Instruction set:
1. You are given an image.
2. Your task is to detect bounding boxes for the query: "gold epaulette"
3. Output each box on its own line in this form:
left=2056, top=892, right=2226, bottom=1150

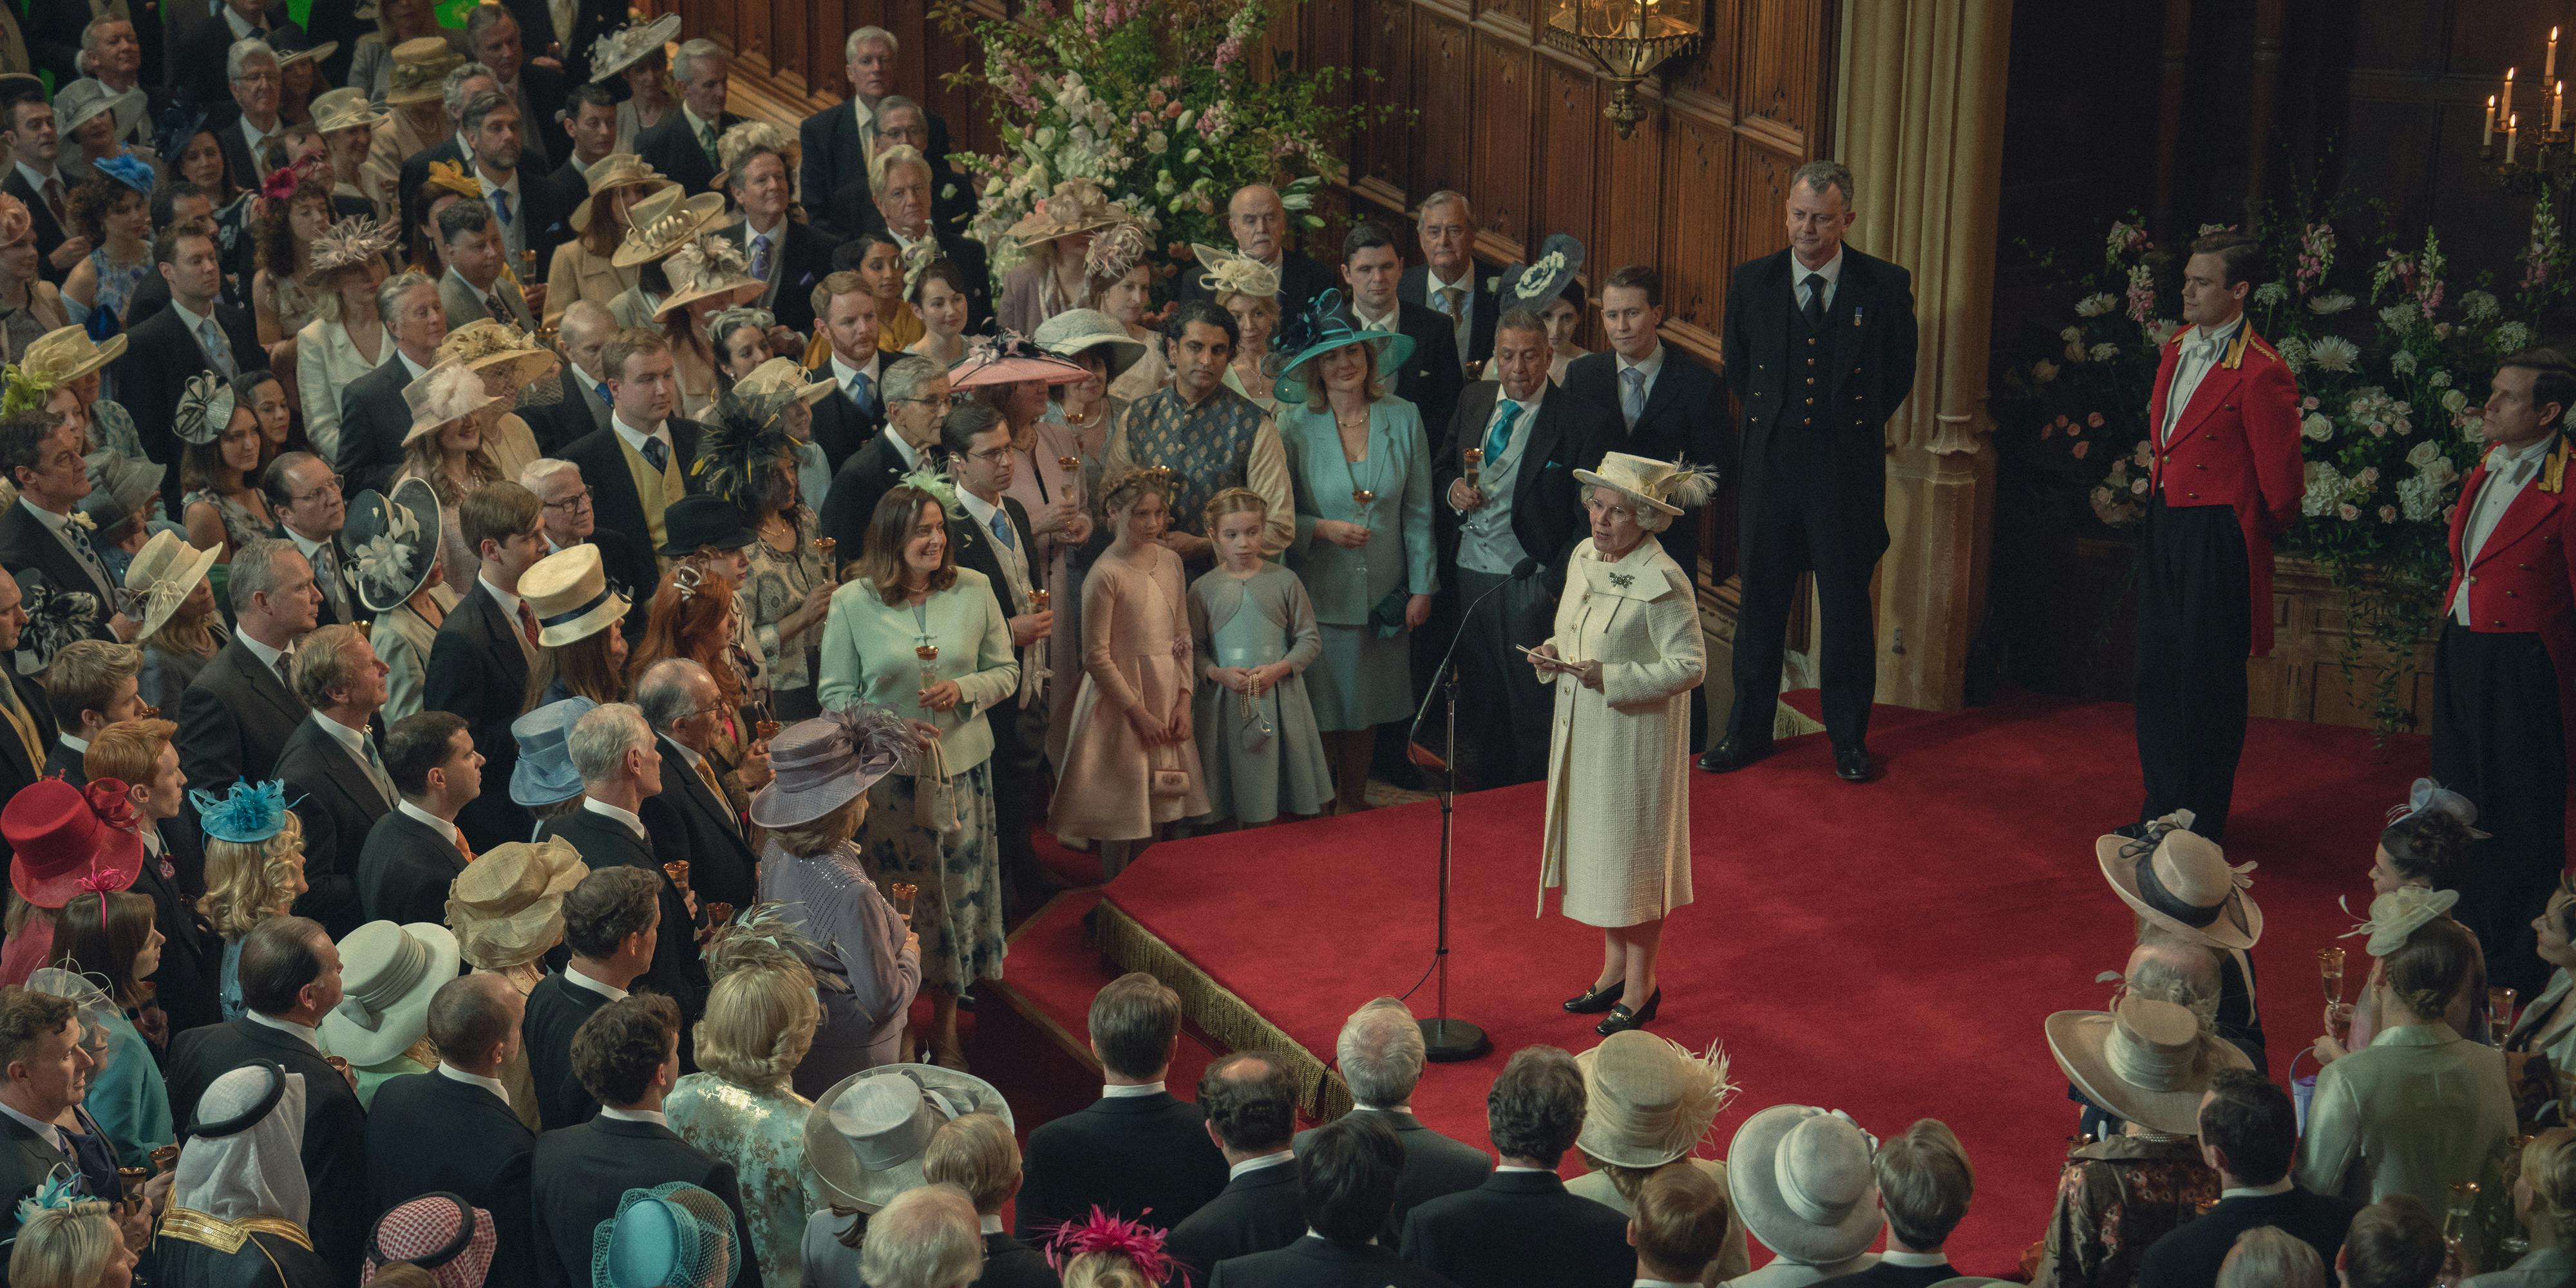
left=2219, top=329, right=2255, bottom=370
left=2544, top=435, right=2571, bottom=495
left=156, top=1208, right=316, bottom=1255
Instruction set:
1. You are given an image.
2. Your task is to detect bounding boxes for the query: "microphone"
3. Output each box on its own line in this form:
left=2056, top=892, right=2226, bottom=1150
left=1407, top=556, right=1543, bottom=766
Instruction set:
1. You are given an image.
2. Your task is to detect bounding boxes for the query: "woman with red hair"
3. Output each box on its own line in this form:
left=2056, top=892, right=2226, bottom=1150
left=631, top=563, right=762, bottom=815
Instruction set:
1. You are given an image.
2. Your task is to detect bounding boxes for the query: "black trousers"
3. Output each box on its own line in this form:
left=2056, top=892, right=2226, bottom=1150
left=2432, top=622, right=2569, bottom=996
left=1450, top=565, right=1556, bottom=788
left=1725, top=437, right=1882, bottom=752
left=987, top=688, right=1049, bottom=907
left=2133, top=497, right=2251, bottom=840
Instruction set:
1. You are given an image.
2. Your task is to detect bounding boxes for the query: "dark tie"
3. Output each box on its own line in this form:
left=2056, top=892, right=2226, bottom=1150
left=1801, top=273, right=1828, bottom=330
left=39, top=176, right=64, bottom=230
left=516, top=600, right=540, bottom=648
left=641, top=436, right=670, bottom=473
left=485, top=289, right=508, bottom=322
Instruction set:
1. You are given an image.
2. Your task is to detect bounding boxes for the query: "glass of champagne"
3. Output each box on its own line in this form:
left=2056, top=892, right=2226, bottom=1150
left=2327, top=1001, right=2355, bottom=1045
left=2318, top=946, right=2346, bottom=1005
left=1461, top=446, right=1483, bottom=491
left=2491, top=987, right=2520, bottom=1038
left=914, top=642, right=941, bottom=717
left=890, top=881, right=916, bottom=924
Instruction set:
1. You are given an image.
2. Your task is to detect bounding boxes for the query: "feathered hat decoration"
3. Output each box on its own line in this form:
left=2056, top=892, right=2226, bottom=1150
left=1084, top=220, right=1150, bottom=284
left=690, top=392, right=799, bottom=511
left=1190, top=242, right=1279, bottom=299
left=1043, top=1208, right=1188, bottom=1287
left=827, top=700, right=929, bottom=778
left=664, top=233, right=752, bottom=296
left=92, top=154, right=154, bottom=199
left=189, top=779, right=294, bottom=846
left=2385, top=777, right=2492, bottom=839
left=174, top=372, right=238, bottom=447
left=898, top=235, right=941, bottom=299
left=2340, top=884, right=2463, bottom=958
left=0, top=363, right=54, bottom=416
left=309, top=216, right=399, bottom=274
left=12, top=571, right=102, bottom=667
left=424, top=158, right=482, bottom=202
left=702, top=902, right=848, bottom=992
left=258, top=165, right=303, bottom=208
left=896, top=465, right=968, bottom=520
left=12, top=1173, right=90, bottom=1224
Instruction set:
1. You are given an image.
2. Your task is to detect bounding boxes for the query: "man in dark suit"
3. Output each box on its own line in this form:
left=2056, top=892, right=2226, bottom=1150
left=829, top=148, right=992, bottom=326
left=528, top=301, right=618, bottom=451
left=179, top=537, right=318, bottom=791
left=634, top=658, right=757, bottom=910
left=1398, top=1047, right=1633, bottom=1288
left=211, top=38, right=292, bottom=196
left=166, top=916, right=370, bottom=1276
left=497, top=0, right=621, bottom=84
left=820, top=346, right=940, bottom=553
left=522, top=866, right=660, bottom=1129
left=1400, top=191, right=1496, bottom=376
left=272, top=625, right=395, bottom=938
left=1181, top=184, right=1332, bottom=317
left=0, top=413, right=134, bottom=654
left=1019, top=973, right=1229, bottom=1236
left=355, top=712, right=483, bottom=925
left=531, top=993, right=764, bottom=1288
left=1170, top=1054, right=1306, bottom=1278
left=560, top=332, right=703, bottom=562
left=920, top=1113, right=1057, bottom=1288
left=940, top=404, right=1057, bottom=918
left=798, top=28, right=954, bottom=234
left=114, top=227, right=262, bottom=484
left=632, top=39, right=744, bottom=196
left=464, top=6, right=567, bottom=173
left=166, top=0, right=305, bottom=108
left=424, top=482, right=545, bottom=850
left=824, top=96, right=972, bottom=240
left=1622, top=1167, right=1736, bottom=1288
left=1812, top=1119, right=1974, bottom=1288
left=551, top=83, right=620, bottom=188
left=0, top=86, right=81, bottom=286
left=453, top=91, right=578, bottom=275
left=263, top=452, right=356, bottom=627
left=86, top=719, right=225, bottom=1036
left=1213, top=1113, right=1461, bottom=1288
left=1703, top=162, right=1918, bottom=786
left=538, top=703, right=705, bottom=1028
left=2134, top=1071, right=2357, bottom=1288
left=525, top=456, right=656, bottom=636
left=1291, top=999, right=1490, bottom=1238
left=32, top=10, right=167, bottom=102
left=37, top=639, right=141, bottom=786
left=1430, top=316, right=1620, bottom=788
left=807, top=275, right=896, bottom=473
left=1338, top=220, right=1465, bottom=450
left=368, top=975, right=540, bottom=1288
left=0, top=989, right=97, bottom=1249
left=337, top=272, right=449, bottom=495
left=725, top=136, right=838, bottom=336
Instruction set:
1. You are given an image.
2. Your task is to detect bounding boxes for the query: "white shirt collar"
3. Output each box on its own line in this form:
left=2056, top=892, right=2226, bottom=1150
left=283, top=526, right=330, bottom=562
left=1426, top=263, right=1474, bottom=297
left=236, top=631, right=288, bottom=679
left=662, top=735, right=706, bottom=773
left=1350, top=1101, right=1412, bottom=1115
left=12, top=161, right=58, bottom=194
left=1878, top=1252, right=1950, bottom=1267
left=884, top=431, right=925, bottom=473
left=1793, top=245, right=1846, bottom=289
left=979, top=1214, right=1005, bottom=1235
left=0, top=1099, right=62, bottom=1155
left=681, top=104, right=717, bottom=138
left=2192, top=312, right=2246, bottom=352
left=1352, top=296, right=1399, bottom=332
left=437, top=1062, right=512, bottom=1103
left=2496, top=433, right=2559, bottom=475
left=398, top=350, right=431, bottom=381
left=1100, top=1081, right=1165, bottom=1098
left=57, top=732, right=88, bottom=754
left=17, top=496, right=72, bottom=531
left=828, top=351, right=881, bottom=388
left=397, top=797, right=462, bottom=843
left=242, top=115, right=276, bottom=156
left=598, top=1106, right=668, bottom=1127
left=1615, top=341, right=1665, bottom=382
left=1496, top=381, right=1546, bottom=419
left=2221, top=1178, right=2298, bottom=1200
left=222, top=6, right=257, bottom=39
left=611, top=412, right=672, bottom=457
left=244, top=1009, right=323, bottom=1052
left=1493, top=1164, right=1551, bottom=1173
left=1229, top=1150, right=1295, bottom=1180
left=169, top=296, right=221, bottom=345
left=583, top=795, right=647, bottom=839
left=448, top=263, right=502, bottom=301
left=477, top=168, right=521, bottom=201
left=956, top=487, right=1004, bottom=532
left=308, top=709, right=370, bottom=756
left=563, top=965, right=629, bottom=1003
left=478, top=573, right=526, bottom=628
left=744, top=209, right=782, bottom=238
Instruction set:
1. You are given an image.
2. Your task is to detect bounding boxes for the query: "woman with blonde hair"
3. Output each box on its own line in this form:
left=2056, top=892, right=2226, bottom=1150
left=0, top=194, right=68, bottom=356
left=4, top=1187, right=133, bottom=1288
left=1046, top=1210, right=1181, bottom=1288
left=1191, top=245, right=1283, bottom=413
left=665, top=908, right=829, bottom=1288
left=395, top=359, right=507, bottom=584
left=1101, top=259, right=1168, bottom=402
left=997, top=180, right=1141, bottom=338
left=432, top=320, right=551, bottom=481
left=175, top=375, right=274, bottom=565
left=2473, top=1129, right=2576, bottom=1286
left=654, top=234, right=766, bottom=419
left=192, top=781, right=309, bottom=1021
left=547, top=154, right=667, bottom=323
left=293, top=218, right=399, bottom=468
left=125, top=531, right=227, bottom=714
left=2215, top=1226, right=2327, bottom=1288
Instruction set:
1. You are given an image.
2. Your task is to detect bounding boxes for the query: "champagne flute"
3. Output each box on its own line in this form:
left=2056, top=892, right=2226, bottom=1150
left=2318, top=946, right=2346, bottom=1005
left=2327, top=1000, right=2355, bottom=1045
left=1461, top=446, right=1483, bottom=491
left=2491, top=987, right=2520, bottom=1039
left=890, top=881, right=916, bottom=924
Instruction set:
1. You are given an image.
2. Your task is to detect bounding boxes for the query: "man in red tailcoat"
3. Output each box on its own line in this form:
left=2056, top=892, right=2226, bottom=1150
left=2435, top=349, right=2576, bottom=995
left=2130, top=231, right=2303, bottom=844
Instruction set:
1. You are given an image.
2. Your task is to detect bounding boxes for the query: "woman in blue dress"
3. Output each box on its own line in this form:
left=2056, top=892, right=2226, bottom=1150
left=1270, top=296, right=1437, bottom=814
left=61, top=161, right=155, bottom=342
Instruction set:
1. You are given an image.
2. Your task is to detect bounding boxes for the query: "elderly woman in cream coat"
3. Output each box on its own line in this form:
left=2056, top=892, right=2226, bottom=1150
left=1531, top=453, right=1712, bottom=1039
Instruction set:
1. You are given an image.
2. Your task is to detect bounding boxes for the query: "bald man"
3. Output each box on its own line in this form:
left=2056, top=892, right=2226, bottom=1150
left=529, top=299, right=620, bottom=450
left=366, top=971, right=540, bottom=1285
left=1184, top=183, right=1332, bottom=317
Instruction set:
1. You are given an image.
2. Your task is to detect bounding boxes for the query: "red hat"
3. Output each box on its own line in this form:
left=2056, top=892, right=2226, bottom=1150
left=3, top=779, right=145, bottom=907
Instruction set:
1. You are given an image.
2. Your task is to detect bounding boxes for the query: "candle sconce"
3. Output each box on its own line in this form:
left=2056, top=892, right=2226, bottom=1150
left=2480, top=26, right=2576, bottom=199
left=1540, top=0, right=1708, bottom=138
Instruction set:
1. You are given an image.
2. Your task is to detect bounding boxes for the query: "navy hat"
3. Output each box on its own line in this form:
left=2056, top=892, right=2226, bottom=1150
left=658, top=495, right=756, bottom=558
left=510, top=698, right=597, bottom=806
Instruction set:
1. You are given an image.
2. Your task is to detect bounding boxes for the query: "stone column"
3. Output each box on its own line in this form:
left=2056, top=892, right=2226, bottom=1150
left=1832, top=0, right=2012, bottom=712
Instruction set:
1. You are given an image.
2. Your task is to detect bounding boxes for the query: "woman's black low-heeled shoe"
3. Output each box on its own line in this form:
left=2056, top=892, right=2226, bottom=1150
left=1596, top=990, right=1662, bottom=1036
left=1563, top=981, right=1624, bottom=1014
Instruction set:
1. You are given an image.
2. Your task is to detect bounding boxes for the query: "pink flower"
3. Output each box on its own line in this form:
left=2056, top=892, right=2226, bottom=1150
left=2071, top=440, right=2092, bottom=459
left=1165, top=100, right=1186, bottom=120
left=2068, top=421, right=2084, bottom=437
left=2338, top=503, right=2361, bottom=521
left=2302, top=395, right=2320, bottom=410
left=1147, top=89, right=1167, bottom=109
left=2040, top=422, right=2055, bottom=439
left=2087, top=412, right=2105, bottom=428
left=2379, top=505, right=2399, bottom=522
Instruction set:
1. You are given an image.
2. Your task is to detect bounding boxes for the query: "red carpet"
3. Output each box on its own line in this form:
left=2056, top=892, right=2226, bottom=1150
left=992, top=692, right=2445, bottom=1274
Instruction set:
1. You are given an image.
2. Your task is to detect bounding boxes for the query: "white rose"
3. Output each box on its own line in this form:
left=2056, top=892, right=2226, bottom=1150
left=2089, top=343, right=2119, bottom=363
left=2061, top=325, right=2085, bottom=343
left=2307, top=292, right=2356, bottom=315
left=2441, top=388, right=2470, bottom=413
left=2300, top=413, right=2334, bottom=441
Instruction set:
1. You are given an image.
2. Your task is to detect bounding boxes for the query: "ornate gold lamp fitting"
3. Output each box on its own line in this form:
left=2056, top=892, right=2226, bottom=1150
left=1543, top=0, right=1706, bottom=138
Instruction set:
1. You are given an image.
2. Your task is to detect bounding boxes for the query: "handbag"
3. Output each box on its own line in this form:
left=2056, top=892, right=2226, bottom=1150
left=1148, top=739, right=1192, bottom=797
left=1238, top=690, right=1273, bottom=755
left=909, top=739, right=961, bottom=834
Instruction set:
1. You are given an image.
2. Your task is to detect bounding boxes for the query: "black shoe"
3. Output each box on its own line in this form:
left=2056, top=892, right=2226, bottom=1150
left=1596, top=990, right=1662, bottom=1036
left=1835, top=744, right=1873, bottom=782
left=1563, top=981, right=1624, bottom=1014
left=1698, top=738, right=1770, bottom=773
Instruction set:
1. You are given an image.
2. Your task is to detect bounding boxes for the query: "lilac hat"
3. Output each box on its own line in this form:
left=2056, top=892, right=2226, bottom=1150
left=746, top=706, right=923, bottom=829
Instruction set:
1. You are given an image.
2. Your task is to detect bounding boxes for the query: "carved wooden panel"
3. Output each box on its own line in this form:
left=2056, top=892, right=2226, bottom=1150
left=1471, top=32, right=1533, bottom=251
left=1729, top=138, right=1797, bottom=274
left=1414, top=12, right=1477, bottom=198
left=1661, top=111, right=1733, bottom=345
left=1356, top=0, right=1414, bottom=204
left=1736, top=0, right=1819, bottom=141
left=1482, top=0, right=1535, bottom=35
left=1535, top=54, right=1598, bottom=253
left=1597, top=105, right=1665, bottom=305
left=735, top=0, right=772, bottom=77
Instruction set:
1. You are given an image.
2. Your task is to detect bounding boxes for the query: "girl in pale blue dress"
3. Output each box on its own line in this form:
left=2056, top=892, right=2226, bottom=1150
left=1189, top=489, right=1331, bottom=826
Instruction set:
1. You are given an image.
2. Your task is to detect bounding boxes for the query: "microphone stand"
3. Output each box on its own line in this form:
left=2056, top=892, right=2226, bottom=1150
left=1403, top=567, right=1524, bottom=1063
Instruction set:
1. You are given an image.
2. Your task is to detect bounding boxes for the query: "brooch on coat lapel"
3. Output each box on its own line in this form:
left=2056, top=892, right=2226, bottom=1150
left=1605, top=571, right=1634, bottom=590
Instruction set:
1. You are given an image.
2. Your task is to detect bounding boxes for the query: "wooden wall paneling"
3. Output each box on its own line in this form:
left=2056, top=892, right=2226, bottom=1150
left=1726, top=138, right=1795, bottom=299
left=1414, top=12, right=1476, bottom=204
left=1596, top=97, right=1667, bottom=298
left=1660, top=111, right=1733, bottom=350
left=921, top=17, right=994, bottom=161
left=1735, top=0, right=1818, bottom=141
left=1667, top=0, right=1740, bottom=115
left=1480, top=0, right=1533, bottom=38
left=1354, top=0, right=1414, bottom=212
left=1535, top=50, right=1601, bottom=260
left=734, top=0, right=772, bottom=77
left=1470, top=28, right=1535, bottom=258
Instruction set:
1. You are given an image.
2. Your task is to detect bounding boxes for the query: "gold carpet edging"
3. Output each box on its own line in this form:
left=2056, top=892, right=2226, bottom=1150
left=1094, top=898, right=1354, bottom=1122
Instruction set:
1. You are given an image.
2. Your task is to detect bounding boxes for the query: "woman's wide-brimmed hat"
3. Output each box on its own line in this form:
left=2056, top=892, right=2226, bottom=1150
left=947, top=331, right=1092, bottom=391
left=510, top=698, right=598, bottom=808
left=274, top=37, right=339, bottom=75
left=593, top=1180, right=741, bottom=1288
left=804, top=1064, right=1013, bottom=1213
left=1575, top=1031, right=1738, bottom=1169
left=1500, top=232, right=1587, bottom=311
left=1030, top=307, right=1145, bottom=381
left=1269, top=289, right=1413, bottom=406
left=2096, top=813, right=2262, bottom=951
left=342, top=478, right=444, bottom=614
left=447, top=836, right=589, bottom=971
left=1727, top=1104, right=1885, bottom=1267
left=653, top=234, right=767, bottom=319
left=365, top=1192, right=498, bottom=1288
left=520, top=544, right=629, bottom=647
left=309, top=87, right=385, bottom=137
left=52, top=80, right=147, bottom=149
left=82, top=450, right=167, bottom=534
left=612, top=185, right=733, bottom=269
left=320, top=920, right=460, bottom=1067
left=309, top=217, right=399, bottom=275
left=19, top=326, right=126, bottom=388
left=749, top=706, right=924, bottom=828
left=732, top=357, right=836, bottom=413
left=2, top=778, right=144, bottom=907
left=1191, top=242, right=1281, bottom=300
left=570, top=153, right=675, bottom=234
left=123, top=530, right=221, bottom=641
left=384, top=36, right=466, bottom=106
left=438, top=319, right=562, bottom=390
left=402, top=359, right=502, bottom=446
left=2046, top=993, right=2251, bottom=1136
left=1005, top=178, right=1133, bottom=247
left=1573, top=452, right=1719, bottom=519
left=588, top=14, right=683, bottom=84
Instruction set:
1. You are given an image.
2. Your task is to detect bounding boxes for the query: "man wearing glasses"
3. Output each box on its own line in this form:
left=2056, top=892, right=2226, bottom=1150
left=214, top=40, right=287, bottom=196
left=819, top=352, right=951, bottom=557
left=521, top=457, right=656, bottom=638
left=265, top=452, right=355, bottom=625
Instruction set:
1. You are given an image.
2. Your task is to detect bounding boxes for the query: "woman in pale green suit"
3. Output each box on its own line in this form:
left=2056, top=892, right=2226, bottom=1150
left=815, top=480, right=1019, bottom=1071
left=1273, top=304, right=1435, bottom=813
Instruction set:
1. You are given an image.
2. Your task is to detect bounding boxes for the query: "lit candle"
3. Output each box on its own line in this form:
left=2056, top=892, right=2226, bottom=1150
left=2510, top=111, right=2521, bottom=165
left=2488, top=94, right=2499, bottom=146
left=2550, top=28, right=2561, bottom=87
left=2508, top=66, right=2519, bottom=119
left=2557, top=80, right=2565, bottom=132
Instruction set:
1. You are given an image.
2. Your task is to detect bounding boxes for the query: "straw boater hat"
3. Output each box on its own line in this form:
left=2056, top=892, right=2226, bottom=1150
left=439, top=319, right=562, bottom=390
left=1728, top=1105, right=1885, bottom=1267
left=402, top=359, right=502, bottom=446
left=1500, top=232, right=1587, bottom=311
left=122, top=531, right=221, bottom=641
left=511, top=697, right=598, bottom=808
left=308, top=86, right=385, bottom=137
left=947, top=332, right=1092, bottom=392
left=321, top=920, right=461, bottom=1067
left=2096, top=814, right=2262, bottom=952
left=594, top=1181, right=741, bottom=1288
left=652, top=235, right=766, bottom=319
left=384, top=36, right=466, bottom=107
left=342, top=478, right=444, bottom=614
left=19, top=326, right=125, bottom=388
left=804, top=1065, right=1014, bottom=1213
left=518, top=544, right=629, bottom=647
left=52, top=80, right=146, bottom=150
left=1030, top=307, right=1146, bottom=381
left=1190, top=242, right=1281, bottom=301
left=1575, top=1032, right=1738, bottom=1169
left=2046, top=994, right=2251, bottom=1137
left=1574, top=452, right=1719, bottom=518
left=570, top=154, right=674, bottom=234
left=1006, top=178, right=1133, bottom=247
left=446, top=837, right=589, bottom=971
left=748, top=706, right=923, bottom=829
left=588, top=14, right=683, bottom=84
left=1268, top=289, right=1414, bottom=406
left=308, top=216, right=399, bottom=277
left=612, top=186, right=733, bottom=270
